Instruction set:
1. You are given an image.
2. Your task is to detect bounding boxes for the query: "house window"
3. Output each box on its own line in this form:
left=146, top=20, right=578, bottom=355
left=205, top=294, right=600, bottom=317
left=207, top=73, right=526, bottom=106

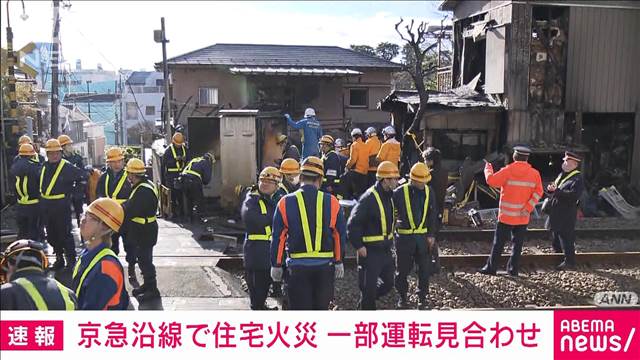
left=198, top=87, right=218, bottom=105
left=156, top=79, right=164, bottom=86
left=432, top=130, right=487, bottom=161
left=349, top=88, right=368, bottom=107
left=126, top=102, right=138, bottom=120
left=145, top=106, right=155, bottom=116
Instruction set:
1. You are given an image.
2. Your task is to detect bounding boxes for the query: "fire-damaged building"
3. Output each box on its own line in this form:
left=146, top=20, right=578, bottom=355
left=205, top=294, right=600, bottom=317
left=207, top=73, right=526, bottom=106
left=434, top=0, right=640, bottom=189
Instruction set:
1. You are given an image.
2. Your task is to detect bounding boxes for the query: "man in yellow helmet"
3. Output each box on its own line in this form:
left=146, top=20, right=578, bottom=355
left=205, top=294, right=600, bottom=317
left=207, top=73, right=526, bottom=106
left=162, top=132, right=188, bottom=220
left=319, top=134, right=342, bottom=197
left=347, top=161, right=399, bottom=310
left=393, top=162, right=438, bottom=310
left=123, top=158, right=160, bottom=302
left=180, top=152, right=214, bottom=224
left=14, top=135, right=44, bottom=165
left=274, top=158, right=301, bottom=203
left=242, top=167, right=281, bottom=310
left=10, top=144, right=43, bottom=242
left=59, top=134, right=86, bottom=228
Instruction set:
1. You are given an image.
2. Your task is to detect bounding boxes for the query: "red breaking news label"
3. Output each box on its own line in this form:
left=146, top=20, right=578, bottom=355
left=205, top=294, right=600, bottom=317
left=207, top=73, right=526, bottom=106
left=0, top=320, right=64, bottom=351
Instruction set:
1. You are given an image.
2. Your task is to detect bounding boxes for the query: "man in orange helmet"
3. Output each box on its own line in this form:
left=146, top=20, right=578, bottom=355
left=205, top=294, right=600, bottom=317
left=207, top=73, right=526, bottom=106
left=10, top=144, right=43, bottom=242
left=274, top=158, right=301, bottom=203
left=162, top=132, right=188, bottom=220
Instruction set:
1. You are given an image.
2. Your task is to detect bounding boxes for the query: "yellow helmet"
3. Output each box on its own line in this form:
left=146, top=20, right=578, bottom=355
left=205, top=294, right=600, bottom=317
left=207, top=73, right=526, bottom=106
left=410, top=162, right=431, bottom=183
left=376, top=161, right=400, bottom=179
left=276, top=134, right=288, bottom=144
left=319, top=135, right=335, bottom=145
left=172, top=132, right=185, bottom=145
left=106, top=147, right=125, bottom=162
left=300, top=156, right=324, bottom=177
left=259, top=166, right=282, bottom=183
left=86, top=198, right=124, bottom=232
left=279, top=158, right=301, bottom=175
left=45, top=139, right=63, bottom=152
left=19, top=144, right=36, bottom=156
left=125, top=158, right=146, bottom=174
left=18, top=135, right=32, bottom=145
left=58, top=134, right=73, bottom=146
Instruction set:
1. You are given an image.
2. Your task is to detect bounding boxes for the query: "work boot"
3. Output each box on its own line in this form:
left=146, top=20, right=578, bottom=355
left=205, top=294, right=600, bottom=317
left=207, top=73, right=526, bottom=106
left=51, top=255, right=65, bottom=271
left=417, top=298, right=430, bottom=310
left=556, top=262, right=576, bottom=271
left=478, top=266, right=496, bottom=276
left=137, top=284, right=160, bottom=302
left=396, top=296, right=410, bottom=310
left=131, top=283, right=147, bottom=297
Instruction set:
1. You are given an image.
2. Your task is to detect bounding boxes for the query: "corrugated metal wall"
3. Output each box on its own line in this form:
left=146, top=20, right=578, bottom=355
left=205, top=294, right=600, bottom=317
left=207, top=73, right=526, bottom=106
left=565, top=7, right=640, bottom=112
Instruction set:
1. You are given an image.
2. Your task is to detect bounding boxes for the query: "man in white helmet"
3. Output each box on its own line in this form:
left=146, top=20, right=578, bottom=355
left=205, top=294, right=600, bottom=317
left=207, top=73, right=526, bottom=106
left=285, top=108, right=323, bottom=159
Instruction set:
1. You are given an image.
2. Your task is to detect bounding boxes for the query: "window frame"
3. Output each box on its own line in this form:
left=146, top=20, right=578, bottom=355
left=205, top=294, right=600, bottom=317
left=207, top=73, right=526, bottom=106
left=347, top=88, right=369, bottom=108
left=198, top=87, right=219, bottom=106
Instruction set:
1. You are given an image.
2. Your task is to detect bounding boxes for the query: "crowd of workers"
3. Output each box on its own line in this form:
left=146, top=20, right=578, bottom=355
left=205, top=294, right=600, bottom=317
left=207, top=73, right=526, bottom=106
left=1, top=107, right=585, bottom=311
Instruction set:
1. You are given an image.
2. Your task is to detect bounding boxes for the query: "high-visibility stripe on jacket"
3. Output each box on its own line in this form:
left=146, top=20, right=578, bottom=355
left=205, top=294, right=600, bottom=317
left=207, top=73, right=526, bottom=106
left=362, top=188, right=395, bottom=242
left=346, top=182, right=395, bottom=250
left=128, top=180, right=158, bottom=224
left=105, top=170, right=128, bottom=204
left=13, top=277, right=75, bottom=311
left=554, top=170, right=580, bottom=187
left=365, top=136, right=382, bottom=172
left=167, top=144, right=186, bottom=172
left=396, top=183, right=430, bottom=234
left=40, top=159, right=69, bottom=200
left=16, top=176, right=39, bottom=205
left=346, top=138, right=369, bottom=175
left=485, top=161, right=543, bottom=225
left=72, top=244, right=128, bottom=310
left=376, top=138, right=401, bottom=167
left=182, top=157, right=203, bottom=178
left=246, top=192, right=272, bottom=241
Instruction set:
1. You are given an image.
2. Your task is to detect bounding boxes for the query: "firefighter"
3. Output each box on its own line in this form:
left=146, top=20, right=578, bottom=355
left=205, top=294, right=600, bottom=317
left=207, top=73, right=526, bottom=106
left=271, top=156, right=346, bottom=310
left=422, top=147, right=448, bottom=230
left=10, top=144, right=42, bottom=242
left=96, top=147, right=136, bottom=281
left=546, top=151, right=584, bottom=270
left=376, top=126, right=401, bottom=168
left=1, top=240, right=77, bottom=310
left=285, top=108, right=323, bottom=159
left=479, top=146, right=543, bottom=277
left=180, top=153, right=214, bottom=223
left=123, top=158, right=160, bottom=301
left=40, top=139, right=84, bottom=270
left=319, top=135, right=342, bottom=197
left=59, top=134, right=86, bottom=227
left=342, top=128, right=369, bottom=200
left=162, top=132, right=188, bottom=220
left=274, top=158, right=301, bottom=202
left=347, top=161, right=399, bottom=310
left=394, top=163, right=439, bottom=310
left=365, top=127, right=382, bottom=187
left=72, top=198, right=129, bottom=310
left=242, top=167, right=281, bottom=310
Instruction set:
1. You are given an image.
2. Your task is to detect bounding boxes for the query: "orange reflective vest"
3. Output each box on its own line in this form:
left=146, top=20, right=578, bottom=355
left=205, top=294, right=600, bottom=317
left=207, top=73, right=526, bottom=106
left=365, top=136, right=382, bottom=172
left=346, top=138, right=369, bottom=175
left=376, top=138, right=401, bottom=167
left=485, top=161, right=543, bottom=225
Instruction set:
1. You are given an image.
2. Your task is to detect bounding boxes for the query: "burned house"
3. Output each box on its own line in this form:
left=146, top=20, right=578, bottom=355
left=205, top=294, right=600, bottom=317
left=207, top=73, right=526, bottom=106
left=439, top=0, right=640, bottom=186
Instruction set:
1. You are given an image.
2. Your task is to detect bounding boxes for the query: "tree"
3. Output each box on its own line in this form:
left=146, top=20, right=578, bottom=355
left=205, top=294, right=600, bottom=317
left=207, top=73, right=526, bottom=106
left=375, top=42, right=400, bottom=61
left=350, top=45, right=376, bottom=57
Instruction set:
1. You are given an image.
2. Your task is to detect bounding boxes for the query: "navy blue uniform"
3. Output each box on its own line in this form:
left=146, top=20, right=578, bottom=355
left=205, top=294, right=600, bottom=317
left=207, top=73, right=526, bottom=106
left=63, top=152, right=86, bottom=219
left=1, top=268, right=77, bottom=310
left=321, top=150, right=343, bottom=196
left=273, top=178, right=299, bottom=204
left=181, top=156, right=212, bottom=223
left=241, top=188, right=276, bottom=310
left=393, top=183, right=439, bottom=304
left=97, top=168, right=134, bottom=264
left=162, top=144, right=188, bottom=219
left=10, top=156, right=42, bottom=242
left=347, top=182, right=395, bottom=310
left=545, top=170, right=584, bottom=266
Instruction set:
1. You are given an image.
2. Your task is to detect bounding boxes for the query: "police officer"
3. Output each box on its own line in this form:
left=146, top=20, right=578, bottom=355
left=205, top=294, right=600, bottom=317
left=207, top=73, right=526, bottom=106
left=1, top=240, right=77, bottom=310
left=181, top=152, right=214, bottom=224
left=123, top=158, right=160, bottom=301
left=40, top=139, right=84, bottom=270
left=347, top=161, right=399, bottom=310
left=59, top=134, right=86, bottom=227
left=271, top=156, right=346, bottom=310
left=546, top=151, right=584, bottom=270
left=365, top=127, right=381, bottom=187
left=479, top=146, right=543, bottom=276
left=274, top=158, right=301, bottom=202
left=319, top=135, right=342, bottom=197
left=96, top=147, right=136, bottom=281
left=394, top=163, right=438, bottom=310
left=72, top=198, right=130, bottom=310
left=162, top=132, right=188, bottom=220
left=242, top=167, right=281, bottom=310
left=10, top=144, right=42, bottom=242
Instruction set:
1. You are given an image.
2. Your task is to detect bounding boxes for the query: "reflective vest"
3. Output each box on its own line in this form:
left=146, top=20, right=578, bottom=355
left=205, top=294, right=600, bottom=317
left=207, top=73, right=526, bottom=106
left=105, top=170, right=128, bottom=204
left=181, top=157, right=202, bottom=179
left=362, top=188, right=394, bottom=242
left=128, top=181, right=158, bottom=224
left=40, top=159, right=68, bottom=200
left=322, top=151, right=341, bottom=184
left=247, top=192, right=272, bottom=241
left=289, top=191, right=334, bottom=259
left=72, top=248, right=117, bottom=297
left=167, top=144, right=186, bottom=172
left=15, top=176, right=39, bottom=205
left=554, top=170, right=580, bottom=188
left=396, top=184, right=430, bottom=235
left=14, top=277, right=75, bottom=311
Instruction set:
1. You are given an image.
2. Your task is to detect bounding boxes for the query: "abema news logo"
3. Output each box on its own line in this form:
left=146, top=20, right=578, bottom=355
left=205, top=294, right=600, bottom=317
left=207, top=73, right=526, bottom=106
left=554, top=310, right=639, bottom=360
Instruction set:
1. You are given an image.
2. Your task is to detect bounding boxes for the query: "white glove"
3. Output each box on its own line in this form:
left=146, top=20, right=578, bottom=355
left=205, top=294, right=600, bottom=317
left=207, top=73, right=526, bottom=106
left=271, top=267, right=283, bottom=282
left=335, top=263, right=344, bottom=279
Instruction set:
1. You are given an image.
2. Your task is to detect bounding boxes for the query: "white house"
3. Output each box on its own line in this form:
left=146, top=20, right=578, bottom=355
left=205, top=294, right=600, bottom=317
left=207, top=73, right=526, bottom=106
left=122, top=71, right=164, bottom=145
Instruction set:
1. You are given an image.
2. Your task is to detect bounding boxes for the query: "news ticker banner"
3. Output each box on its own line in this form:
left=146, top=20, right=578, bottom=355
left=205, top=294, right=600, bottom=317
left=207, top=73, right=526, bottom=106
left=0, top=310, right=638, bottom=360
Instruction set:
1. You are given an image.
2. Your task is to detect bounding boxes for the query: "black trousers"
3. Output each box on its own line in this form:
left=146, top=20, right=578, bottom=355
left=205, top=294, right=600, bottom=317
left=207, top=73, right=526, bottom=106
left=167, top=174, right=182, bottom=218
left=367, top=171, right=377, bottom=188
left=182, top=177, right=204, bottom=222
left=136, top=243, right=156, bottom=286
left=485, top=222, right=527, bottom=275
left=43, top=203, right=75, bottom=263
left=552, top=229, right=576, bottom=265
left=245, top=269, right=272, bottom=310
left=287, top=264, right=335, bottom=310
left=111, top=232, right=137, bottom=265
left=16, top=205, right=40, bottom=242
left=358, top=247, right=395, bottom=310
left=341, top=171, right=367, bottom=200
left=395, top=236, right=431, bottom=300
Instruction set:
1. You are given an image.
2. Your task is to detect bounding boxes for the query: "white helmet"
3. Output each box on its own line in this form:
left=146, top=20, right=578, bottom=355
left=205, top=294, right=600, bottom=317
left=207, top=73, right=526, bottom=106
left=304, top=108, right=316, bottom=118
left=350, top=128, right=362, bottom=137
left=382, top=126, right=396, bottom=136
left=334, top=138, right=346, bottom=148
left=365, top=127, right=377, bottom=136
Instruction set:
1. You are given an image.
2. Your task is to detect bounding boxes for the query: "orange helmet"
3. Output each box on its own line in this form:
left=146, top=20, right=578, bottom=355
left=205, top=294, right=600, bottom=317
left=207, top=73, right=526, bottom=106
left=279, top=158, right=301, bottom=175
left=106, top=147, right=125, bottom=162
left=45, top=139, right=63, bottom=152
left=125, top=158, right=146, bottom=174
left=172, top=132, right=185, bottom=145
left=19, top=144, right=36, bottom=156
left=300, top=156, right=324, bottom=177
left=18, top=135, right=32, bottom=145
left=86, top=198, right=124, bottom=232
left=58, top=134, right=73, bottom=146
left=259, top=166, right=282, bottom=183
left=1, top=240, right=49, bottom=282
left=410, top=162, right=431, bottom=183
left=376, top=161, right=400, bottom=179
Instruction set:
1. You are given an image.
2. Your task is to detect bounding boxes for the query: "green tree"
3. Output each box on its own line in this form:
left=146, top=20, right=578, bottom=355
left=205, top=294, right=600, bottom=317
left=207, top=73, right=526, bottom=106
left=349, top=45, right=376, bottom=57
left=375, top=42, right=400, bottom=61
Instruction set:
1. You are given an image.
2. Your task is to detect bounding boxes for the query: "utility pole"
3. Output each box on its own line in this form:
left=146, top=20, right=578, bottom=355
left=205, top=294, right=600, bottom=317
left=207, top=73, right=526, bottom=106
left=86, top=80, right=92, bottom=120
left=155, top=17, right=172, bottom=143
left=51, top=0, right=60, bottom=137
left=119, top=71, right=125, bottom=145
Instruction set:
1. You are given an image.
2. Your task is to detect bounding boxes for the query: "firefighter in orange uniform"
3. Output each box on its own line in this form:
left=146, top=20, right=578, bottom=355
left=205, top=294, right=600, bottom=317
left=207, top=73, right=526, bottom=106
left=365, top=127, right=382, bottom=187
left=376, top=126, right=401, bottom=168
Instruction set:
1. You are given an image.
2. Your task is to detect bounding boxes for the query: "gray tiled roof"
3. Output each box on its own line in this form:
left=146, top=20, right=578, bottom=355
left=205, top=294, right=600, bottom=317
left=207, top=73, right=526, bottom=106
left=164, top=43, right=401, bottom=69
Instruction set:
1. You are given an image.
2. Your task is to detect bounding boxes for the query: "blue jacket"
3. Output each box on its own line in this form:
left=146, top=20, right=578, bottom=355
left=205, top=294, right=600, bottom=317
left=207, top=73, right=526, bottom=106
left=39, top=159, right=84, bottom=209
left=1, top=268, right=77, bottom=310
left=96, top=168, right=132, bottom=202
left=392, top=183, right=439, bottom=239
left=10, top=156, right=42, bottom=212
left=287, top=115, right=322, bottom=158
left=241, top=188, right=276, bottom=270
left=271, top=185, right=346, bottom=268
left=321, top=150, right=342, bottom=193
left=347, top=182, right=395, bottom=250
left=72, top=243, right=129, bottom=310
left=182, top=157, right=212, bottom=185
